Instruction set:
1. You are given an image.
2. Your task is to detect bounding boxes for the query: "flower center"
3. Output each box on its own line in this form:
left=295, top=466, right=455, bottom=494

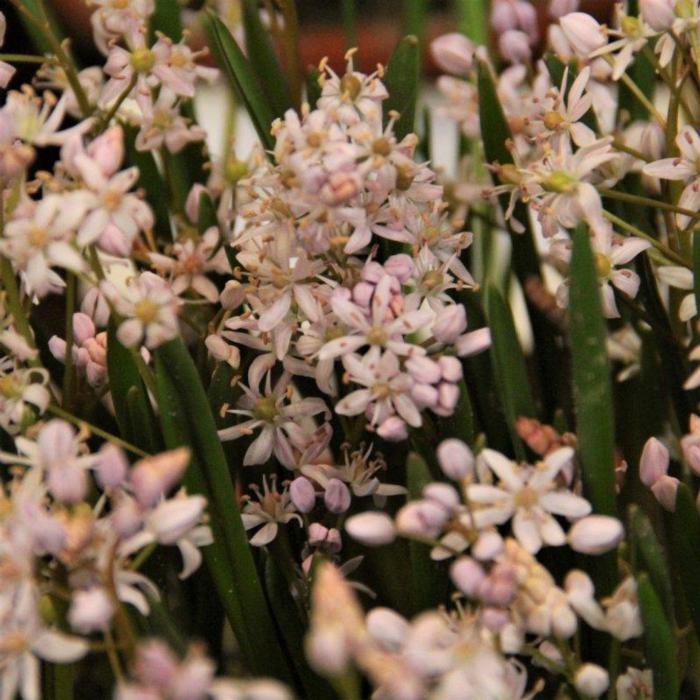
left=543, top=170, right=577, bottom=193
left=372, top=137, right=392, bottom=156
left=254, top=396, right=278, bottom=422
left=169, top=51, right=188, bottom=69
left=225, top=157, right=248, bottom=184
left=29, top=226, right=48, bottom=248
left=131, top=48, right=155, bottom=74
left=595, top=252, right=613, bottom=279
left=621, top=15, right=641, bottom=36
left=366, top=326, right=388, bottom=345
left=423, top=270, right=444, bottom=290
left=340, top=73, right=362, bottom=101
left=0, top=376, right=22, bottom=400
left=134, top=299, right=160, bottom=324
left=372, top=382, right=392, bottom=400
left=543, top=111, right=564, bottom=130
left=102, top=189, right=122, bottom=211
left=395, top=165, right=415, bottom=191
left=514, top=486, right=539, bottom=510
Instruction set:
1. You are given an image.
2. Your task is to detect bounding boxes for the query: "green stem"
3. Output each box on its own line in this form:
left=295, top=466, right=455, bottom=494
left=602, top=210, right=691, bottom=268
left=278, top=0, right=302, bottom=110
left=0, top=52, right=52, bottom=63
left=341, top=0, right=358, bottom=52
left=131, top=348, right=157, bottom=397
left=606, top=54, right=666, bottom=128
left=47, top=404, right=149, bottom=457
left=599, top=188, right=700, bottom=221
left=96, top=73, right=137, bottom=132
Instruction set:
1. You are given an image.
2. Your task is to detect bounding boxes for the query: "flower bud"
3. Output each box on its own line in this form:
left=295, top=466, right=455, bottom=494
left=290, top=476, right=316, bottom=513
left=396, top=500, right=449, bottom=539
left=324, top=478, right=351, bottom=514
left=87, top=126, right=124, bottom=177
left=185, top=183, right=207, bottom=223
left=81, top=287, right=110, bottom=327
left=96, top=443, right=128, bottom=489
left=72, top=312, right=96, bottom=345
left=366, top=607, right=409, bottom=650
left=361, top=261, right=385, bottom=284
left=111, top=495, right=143, bottom=537
left=482, top=606, right=510, bottom=632
left=450, top=556, right=485, bottom=596
left=549, top=0, right=579, bottom=18
left=205, top=335, right=240, bottom=368
left=455, top=327, right=491, bottom=356
left=376, top=416, right=408, bottom=441
left=437, top=438, right=474, bottom=480
left=568, top=515, right=624, bottom=555
left=651, top=474, right=679, bottom=511
left=424, top=482, right=461, bottom=512
left=345, top=512, right=397, bottom=546
left=352, top=281, right=375, bottom=308
left=499, top=30, right=532, bottom=63
left=405, top=356, right=442, bottom=384
left=559, top=12, right=606, bottom=56
left=432, top=304, right=467, bottom=343
left=430, top=33, right=476, bottom=75
left=134, top=640, right=179, bottom=687
left=130, top=447, right=190, bottom=507
left=438, top=355, right=462, bottom=382
left=147, top=495, right=206, bottom=544
left=219, top=280, right=246, bottom=310
left=438, top=382, right=460, bottom=412
left=69, top=587, right=114, bottom=634
left=551, top=603, right=578, bottom=638
left=575, top=663, right=610, bottom=697
left=411, top=383, right=439, bottom=408
left=384, top=254, right=415, bottom=283
left=640, top=0, right=675, bottom=30
left=682, top=435, right=700, bottom=475
left=639, top=437, right=669, bottom=487
left=48, top=464, right=88, bottom=504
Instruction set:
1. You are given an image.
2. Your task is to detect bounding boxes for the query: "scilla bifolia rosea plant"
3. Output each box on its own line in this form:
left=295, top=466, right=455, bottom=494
left=4, top=0, right=700, bottom=696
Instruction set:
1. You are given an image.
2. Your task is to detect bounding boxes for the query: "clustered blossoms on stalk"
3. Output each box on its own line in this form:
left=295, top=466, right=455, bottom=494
left=4, top=0, right=700, bottom=695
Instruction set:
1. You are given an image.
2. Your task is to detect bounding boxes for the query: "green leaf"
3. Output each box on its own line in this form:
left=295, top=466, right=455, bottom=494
left=384, top=36, right=420, bottom=140
left=569, top=226, right=617, bottom=517
left=305, top=67, right=322, bottom=109
left=440, top=378, right=475, bottom=445
left=455, top=0, right=489, bottom=46
left=668, top=483, right=700, bottom=637
left=204, top=12, right=276, bottom=151
left=153, top=339, right=294, bottom=684
left=637, top=573, right=680, bottom=700
left=629, top=505, right=674, bottom=621
left=406, top=452, right=448, bottom=614
left=485, top=283, right=536, bottom=459
left=241, top=0, right=293, bottom=116
left=106, top=323, right=159, bottom=453
left=18, top=0, right=65, bottom=55
left=124, top=127, right=172, bottom=242
left=150, top=0, right=183, bottom=40
left=402, top=0, right=427, bottom=50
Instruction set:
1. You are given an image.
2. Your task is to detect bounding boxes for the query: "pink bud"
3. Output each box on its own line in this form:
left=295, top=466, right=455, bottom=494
left=0, top=61, right=15, bottom=89
left=482, top=606, right=510, bottom=632
left=480, top=562, right=517, bottom=606
left=438, top=382, right=460, bottom=412
left=345, top=511, right=396, bottom=546
left=549, top=0, right=579, bottom=18
left=639, top=437, right=669, bottom=487
left=87, top=126, right=124, bottom=176
left=69, top=587, right=114, bottom=634
left=491, top=0, right=519, bottom=33
left=173, top=654, right=215, bottom=700
left=220, top=280, right=246, bottom=310
left=290, top=476, right=316, bottom=513
left=682, top=435, right=700, bottom=475
left=134, top=640, right=179, bottom=687
left=640, top=0, right=675, bottom=30
left=450, top=556, right=485, bottom=596
left=130, top=448, right=190, bottom=507
left=366, top=607, right=409, bottom=650
left=499, top=29, right=532, bottom=64
left=205, top=335, right=241, bottom=368
left=411, top=383, right=439, bottom=409
left=361, top=261, right=385, bottom=284
left=651, top=475, right=679, bottom=511
left=423, top=482, right=460, bottom=511
left=325, top=527, right=342, bottom=553
left=430, top=33, right=476, bottom=75
left=575, top=664, right=609, bottom=698
left=455, top=327, right=491, bottom=357
left=559, top=12, right=606, bottom=57
left=185, top=183, right=208, bottom=224
left=48, top=336, right=67, bottom=364
left=96, top=443, right=128, bottom=489
left=324, top=478, right=351, bottom=514
left=384, top=254, right=415, bottom=283
left=405, top=356, right=441, bottom=384
left=81, top=287, right=110, bottom=326
left=438, top=356, right=462, bottom=382
left=568, top=515, right=624, bottom=555
left=396, top=500, right=449, bottom=538
left=97, top=222, right=132, bottom=256
left=432, top=305, right=467, bottom=343
left=437, top=438, right=474, bottom=480
left=72, top=312, right=96, bottom=345
left=376, top=416, right=408, bottom=441
left=147, top=495, right=206, bottom=544
left=352, top=281, right=375, bottom=309
left=111, top=495, right=143, bottom=537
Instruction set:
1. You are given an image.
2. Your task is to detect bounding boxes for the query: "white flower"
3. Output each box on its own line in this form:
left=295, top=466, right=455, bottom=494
left=467, top=447, right=591, bottom=553
left=241, top=477, right=302, bottom=547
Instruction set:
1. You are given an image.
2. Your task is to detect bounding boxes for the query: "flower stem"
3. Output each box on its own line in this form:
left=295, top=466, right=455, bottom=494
left=62, top=272, right=77, bottom=412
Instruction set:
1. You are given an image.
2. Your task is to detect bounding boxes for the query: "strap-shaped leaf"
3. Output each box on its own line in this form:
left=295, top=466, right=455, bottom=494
left=638, top=573, right=680, bottom=700
left=241, top=0, right=293, bottom=116
left=204, top=12, right=276, bottom=151
left=629, top=505, right=674, bottom=621
left=569, top=226, right=617, bottom=517
left=456, top=0, right=489, bottom=46
left=485, top=283, right=536, bottom=459
left=153, top=338, right=294, bottom=684
left=384, top=36, right=420, bottom=140
left=669, top=483, right=700, bottom=637
left=150, top=0, right=183, bottom=40
left=106, top=324, right=159, bottom=453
